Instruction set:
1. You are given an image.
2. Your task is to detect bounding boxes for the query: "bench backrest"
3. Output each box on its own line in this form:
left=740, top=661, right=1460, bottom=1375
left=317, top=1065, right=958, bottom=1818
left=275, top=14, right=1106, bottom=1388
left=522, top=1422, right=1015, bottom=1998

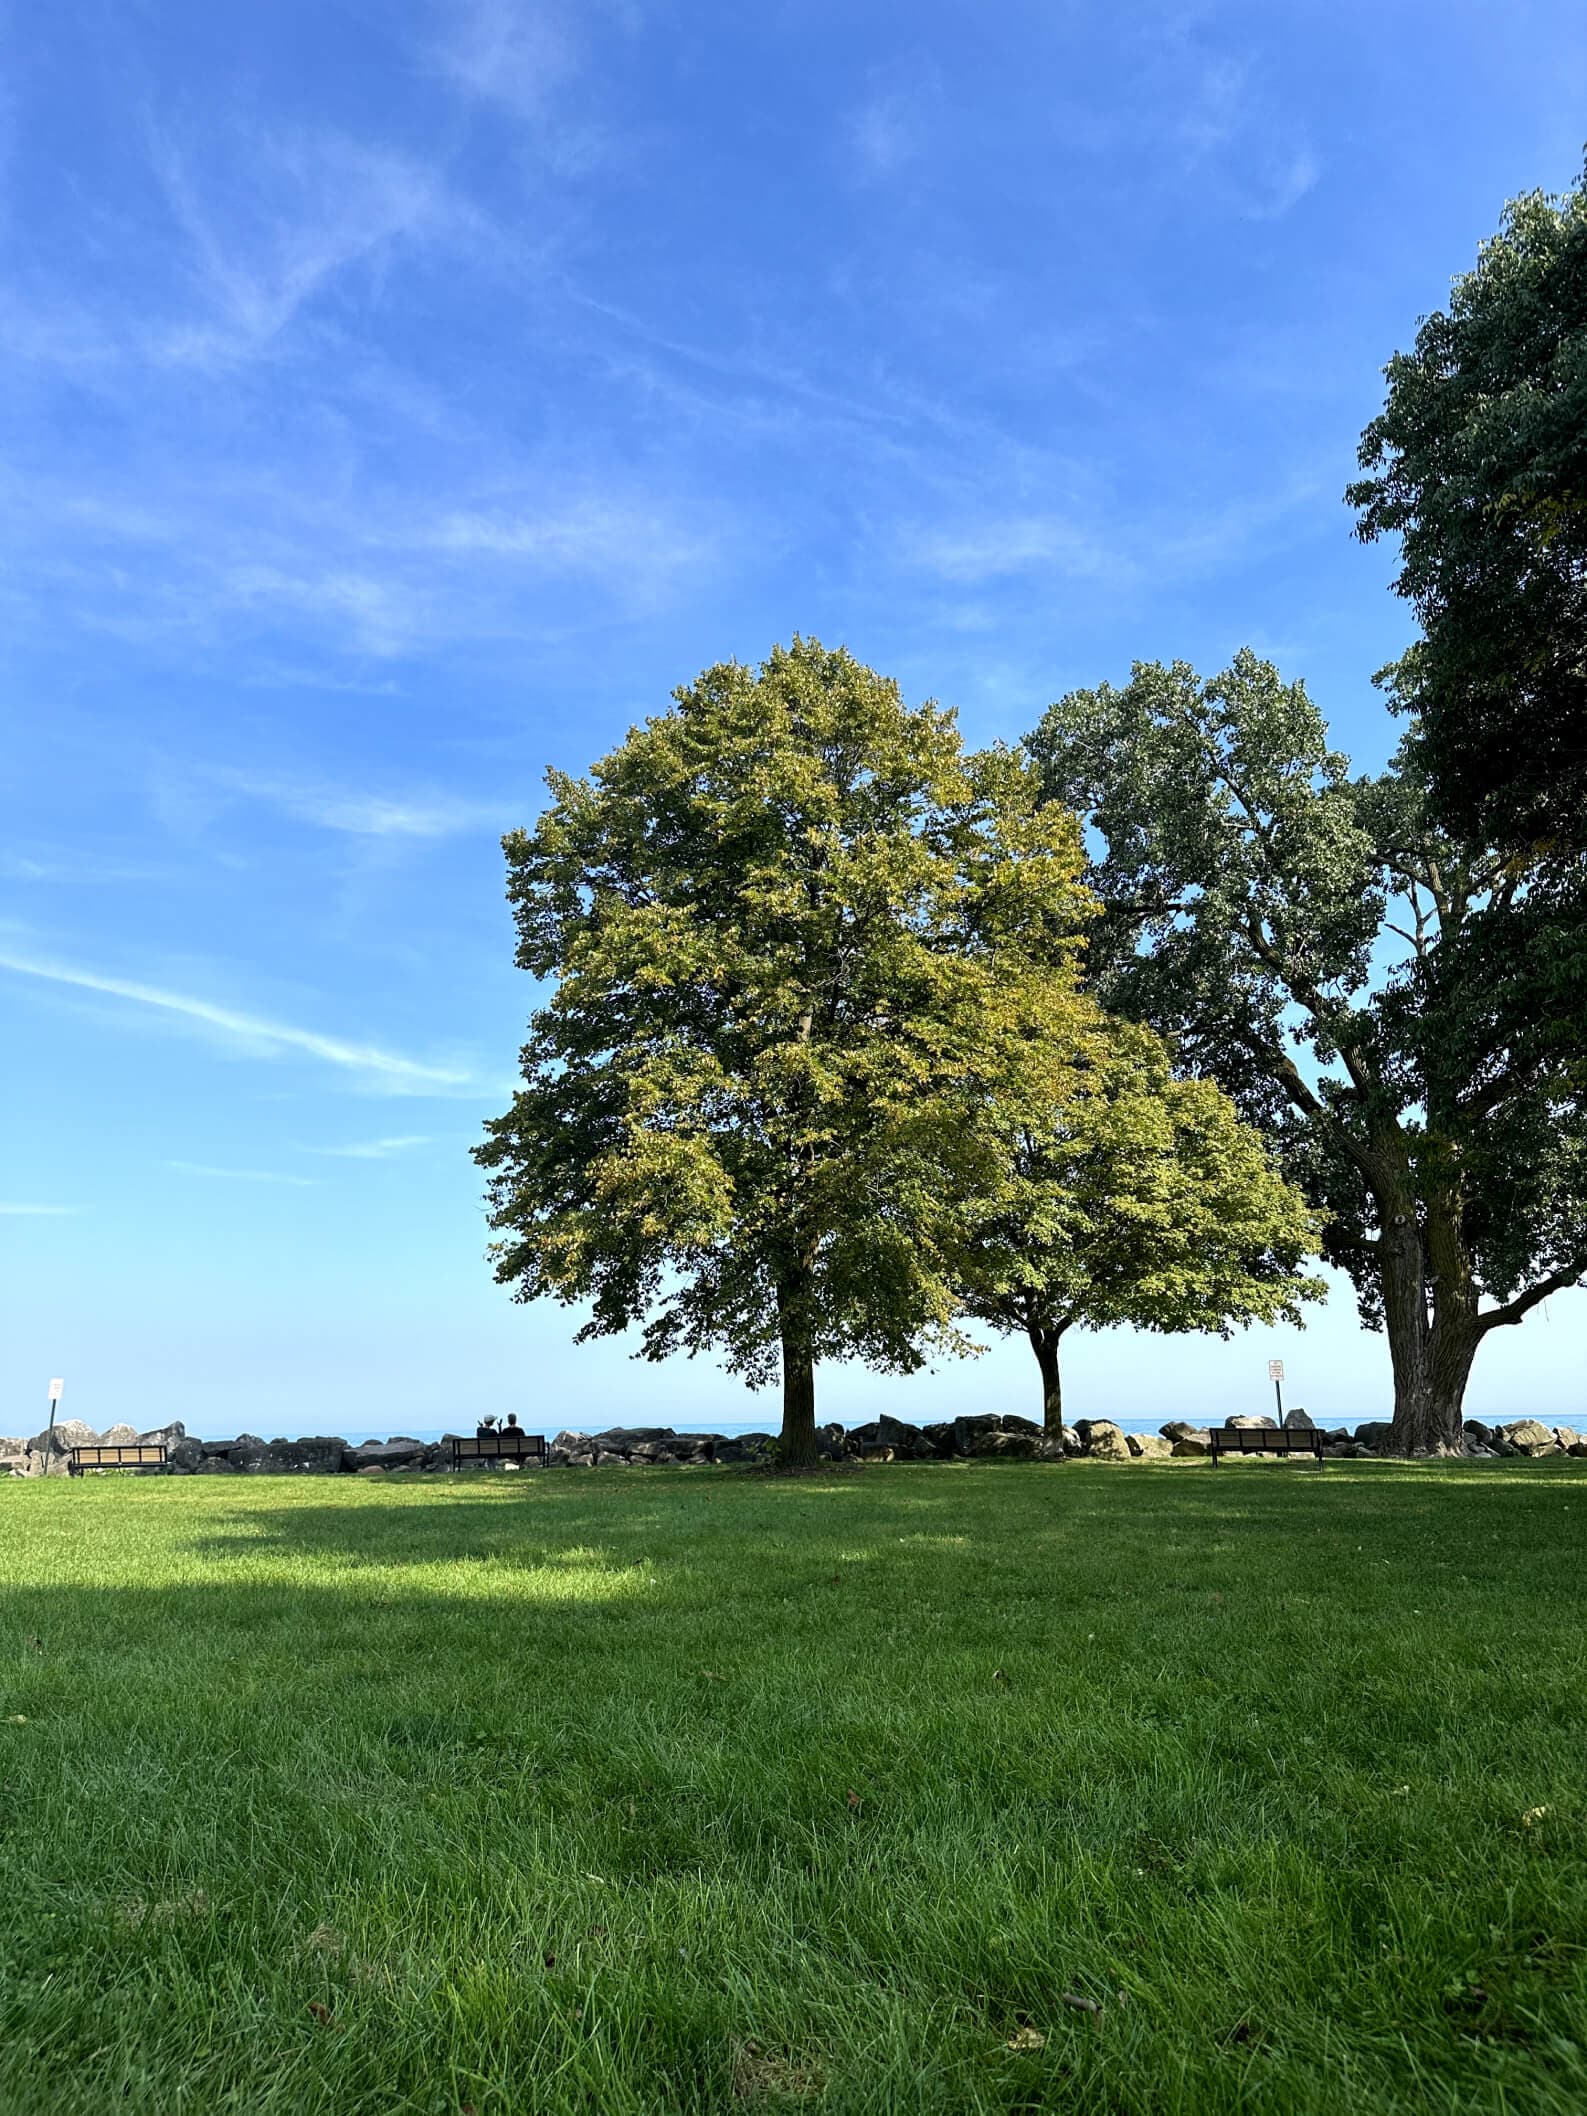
left=450, top=1432, right=545, bottom=1460
left=1211, top=1426, right=1320, bottom=1455
left=70, top=1444, right=167, bottom=1468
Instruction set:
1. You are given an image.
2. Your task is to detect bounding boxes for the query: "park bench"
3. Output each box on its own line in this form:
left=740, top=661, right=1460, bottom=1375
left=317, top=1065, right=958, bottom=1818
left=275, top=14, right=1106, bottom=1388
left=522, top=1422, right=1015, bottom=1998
left=448, top=1430, right=546, bottom=1469
left=68, top=1443, right=168, bottom=1476
left=1209, top=1425, right=1325, bottom=1467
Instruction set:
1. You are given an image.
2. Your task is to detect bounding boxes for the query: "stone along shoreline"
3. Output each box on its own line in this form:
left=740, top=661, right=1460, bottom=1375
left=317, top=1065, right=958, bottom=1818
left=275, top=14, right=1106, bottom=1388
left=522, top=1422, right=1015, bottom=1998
left=5, top=1410, right=1584, bottom=1477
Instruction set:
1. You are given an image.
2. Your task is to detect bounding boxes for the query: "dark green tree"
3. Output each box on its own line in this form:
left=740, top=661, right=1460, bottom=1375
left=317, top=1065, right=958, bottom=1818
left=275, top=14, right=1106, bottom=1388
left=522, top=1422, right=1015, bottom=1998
left=1029, top=650, right=1587, bottom=1454
left=950, top=1014, right=1323, bottom=1435
left=477, top=639, right=1097, bottom=1464
left=1349, top=156, right=1587, bottom=849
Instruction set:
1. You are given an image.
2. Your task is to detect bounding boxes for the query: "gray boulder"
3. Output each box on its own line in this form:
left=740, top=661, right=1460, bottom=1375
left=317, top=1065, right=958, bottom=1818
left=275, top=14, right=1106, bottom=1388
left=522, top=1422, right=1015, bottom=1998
left=1500, top=1418, right=1557, bottom=1456
left=711, top=1432, right=775, bottom=1463
left=1463, top=1418, right=1494, bottom=1445
left=1171, top=1433, right=1212, bottom=1456
left=194, top=1455, right=239, bottom=1475
left=1225, top=1415, right=1278, bottom=1430
left=550, top=1430, right=591, bottom=1455
left=1159, top=1420, right=1202, bottom=1442
left=266, top=1436, right=350, bottom=1474
left=973, top=1429, right=1042, bottom=1458
left=169, top=1436, right=207, bottom=1471
left=668, top=1434, right=715, bottom=1461
left=952, top=1414, right=1003, bottom=1455
left=1282, top=1407, right=1315, bottom=1430
left=1127, top=1431, right=1174, bottom=1460
left=136, top=1421, right=187, bottom=1451
left=1354, top=1421, right=1394, bottom=1450
left=345, top=1438, right=420, bottom=1470
left=593, top=1426, right=676, bottom=1450
left=878, top=1414, right=933, bottom=1457
left=28, top=1417, right=99, bottom=1457
left=1084, top=1421, right=1132, bottom=1463
left=100, top=1423, right=142, bottom=1445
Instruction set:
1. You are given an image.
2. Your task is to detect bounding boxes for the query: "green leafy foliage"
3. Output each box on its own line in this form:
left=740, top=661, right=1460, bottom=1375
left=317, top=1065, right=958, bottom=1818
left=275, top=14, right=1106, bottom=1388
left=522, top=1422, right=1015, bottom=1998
left=1350, top=157, right=1587, bottom=847
left=952, top=1014, right=1324, bottom=1429
left=477, top=639, right=1096, bottom=1459
left=1028, top=650, right=1587, bottom=1453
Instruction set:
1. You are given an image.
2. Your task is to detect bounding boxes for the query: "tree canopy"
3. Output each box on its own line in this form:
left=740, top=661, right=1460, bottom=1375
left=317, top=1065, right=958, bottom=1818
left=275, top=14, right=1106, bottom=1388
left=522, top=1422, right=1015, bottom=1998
left=1349, top=157, right=1587, bottom=849
left=478, top=639, right=1097, bottom=1462
left=1028, top=649, right=1587, bottom=1454
left=950, top=1014, right=1324, bottom=1434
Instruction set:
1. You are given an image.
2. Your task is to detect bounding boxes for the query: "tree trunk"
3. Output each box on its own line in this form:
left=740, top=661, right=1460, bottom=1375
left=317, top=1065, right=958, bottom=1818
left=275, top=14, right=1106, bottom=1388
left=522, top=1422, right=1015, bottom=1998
left=778, top=1274, right=819, bottom=1467
left=1027, top=1322, right=1066, bottom=1438
left=1378, top=1200, right=1476, bottom=1453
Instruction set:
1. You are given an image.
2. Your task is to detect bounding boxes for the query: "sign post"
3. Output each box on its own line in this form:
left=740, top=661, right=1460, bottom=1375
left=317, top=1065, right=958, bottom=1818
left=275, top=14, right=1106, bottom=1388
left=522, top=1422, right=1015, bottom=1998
left=1268, top=1359, right=1285, bottom=1424
left=43, top=1378, right=64, bottom=1477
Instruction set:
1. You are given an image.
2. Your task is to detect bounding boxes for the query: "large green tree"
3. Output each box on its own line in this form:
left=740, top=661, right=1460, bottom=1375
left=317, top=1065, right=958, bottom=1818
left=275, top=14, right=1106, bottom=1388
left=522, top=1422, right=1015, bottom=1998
left=1349, top=157, right=1587, bottom=849
left=951, top=1016, right=1323, bottom=1435
left=478, top=639, right=1096, bottom=1464
left=1028, top=650, right=1587, bottom=1455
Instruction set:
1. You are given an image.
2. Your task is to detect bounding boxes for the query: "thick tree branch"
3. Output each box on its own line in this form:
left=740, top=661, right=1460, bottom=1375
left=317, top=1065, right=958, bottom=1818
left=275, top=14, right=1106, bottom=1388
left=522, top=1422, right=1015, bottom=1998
left=1477, top=1259, right=1587, bottom=1334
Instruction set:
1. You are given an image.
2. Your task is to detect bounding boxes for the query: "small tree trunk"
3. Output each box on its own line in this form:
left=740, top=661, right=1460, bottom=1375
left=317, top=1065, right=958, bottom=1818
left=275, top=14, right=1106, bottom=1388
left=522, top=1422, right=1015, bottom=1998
left=1028, top=1323, right=1066, bottom=1438
left=778, top=1274, right=819, bottom=1467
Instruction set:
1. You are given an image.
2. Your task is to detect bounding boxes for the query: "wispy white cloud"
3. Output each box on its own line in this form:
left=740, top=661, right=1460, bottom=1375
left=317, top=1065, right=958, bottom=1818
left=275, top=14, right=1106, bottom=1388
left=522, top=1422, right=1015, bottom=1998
left=1243, top=146, right=1320, bottom=221
left=207, top=768, right=497, bottom=840
left=426, top=498, right=709, bottom=574
left=303, top=1136, right=432, bottom=1159
left=1172, top=51, right=1319, bottom=220
left=0, top=950, right=471, bottom=1090
left=167, top=1161, right=317, bottom=1187
left=908, top=513, right=1137, bottom=587
left=146, top=124, right=462, bottom=367
left=216, top=564, right=428, bottom=659
left=432, top=0, right=577, bottom=118
left=0, top=1202, right=77, bottom=1216
left=848, top=88, right=925, bottom=178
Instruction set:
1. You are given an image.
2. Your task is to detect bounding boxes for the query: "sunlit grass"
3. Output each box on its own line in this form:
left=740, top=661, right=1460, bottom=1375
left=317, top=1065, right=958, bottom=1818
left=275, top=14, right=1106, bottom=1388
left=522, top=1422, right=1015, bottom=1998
left=2, top=1461, right=1585, bottom=2114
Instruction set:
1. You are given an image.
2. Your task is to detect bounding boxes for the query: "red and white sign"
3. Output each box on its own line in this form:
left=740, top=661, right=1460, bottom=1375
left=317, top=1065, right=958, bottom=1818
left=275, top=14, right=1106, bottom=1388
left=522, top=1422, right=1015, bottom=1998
left=48, top=1378, right=63, bottom=1402
left=1267, top=1360, right=1284, bottom=1383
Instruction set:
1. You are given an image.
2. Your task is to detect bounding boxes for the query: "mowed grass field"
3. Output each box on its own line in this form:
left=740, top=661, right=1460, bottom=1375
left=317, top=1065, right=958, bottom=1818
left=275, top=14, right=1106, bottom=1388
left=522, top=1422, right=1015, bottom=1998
left=2, top=1461, right=1585, bottom=2115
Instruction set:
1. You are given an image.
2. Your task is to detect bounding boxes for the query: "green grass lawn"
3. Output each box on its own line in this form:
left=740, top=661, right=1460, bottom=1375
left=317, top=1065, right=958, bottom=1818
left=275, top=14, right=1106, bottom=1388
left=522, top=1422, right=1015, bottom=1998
left=2, top=1460, right=1585, bottom=2115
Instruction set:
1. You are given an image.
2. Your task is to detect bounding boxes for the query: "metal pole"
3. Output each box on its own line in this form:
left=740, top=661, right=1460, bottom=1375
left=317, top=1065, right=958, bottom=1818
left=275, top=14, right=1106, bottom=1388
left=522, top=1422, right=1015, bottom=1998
left=1274, top=1374, right=1284, bottom=1424
left=43, top=1387, right=59, bottom=1477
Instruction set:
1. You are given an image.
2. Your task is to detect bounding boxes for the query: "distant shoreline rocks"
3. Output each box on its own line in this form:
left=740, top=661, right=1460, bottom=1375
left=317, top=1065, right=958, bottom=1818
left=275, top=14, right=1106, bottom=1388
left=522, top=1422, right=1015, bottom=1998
left=4, top=1410, right=1584, bottom=1477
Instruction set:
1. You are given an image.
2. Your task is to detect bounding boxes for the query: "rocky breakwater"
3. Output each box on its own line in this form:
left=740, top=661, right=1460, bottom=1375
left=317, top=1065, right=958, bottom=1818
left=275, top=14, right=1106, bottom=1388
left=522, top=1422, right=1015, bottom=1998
left=6, top=1412, right=1584, bottom=1477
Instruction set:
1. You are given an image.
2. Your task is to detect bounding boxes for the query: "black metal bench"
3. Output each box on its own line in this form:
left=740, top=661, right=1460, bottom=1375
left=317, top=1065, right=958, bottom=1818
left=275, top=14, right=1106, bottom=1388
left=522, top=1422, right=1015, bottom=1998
left=69, top=1443, right=168, bottom=1476
left=1209, top=1426, right=1324, bottom=1467
left=448, top=1431, right=546, bottom=1469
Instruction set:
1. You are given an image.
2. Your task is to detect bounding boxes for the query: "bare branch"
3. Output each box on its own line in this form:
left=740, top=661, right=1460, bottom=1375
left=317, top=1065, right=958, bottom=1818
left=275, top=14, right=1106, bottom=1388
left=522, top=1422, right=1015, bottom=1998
left=1477, top=1260, right=1587, bottom=1334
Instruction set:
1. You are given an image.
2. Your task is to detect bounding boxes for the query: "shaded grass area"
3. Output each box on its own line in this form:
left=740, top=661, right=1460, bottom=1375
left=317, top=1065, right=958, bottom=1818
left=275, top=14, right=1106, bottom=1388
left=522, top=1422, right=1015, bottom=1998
left=1, top=1461, right=1585, bottom=2114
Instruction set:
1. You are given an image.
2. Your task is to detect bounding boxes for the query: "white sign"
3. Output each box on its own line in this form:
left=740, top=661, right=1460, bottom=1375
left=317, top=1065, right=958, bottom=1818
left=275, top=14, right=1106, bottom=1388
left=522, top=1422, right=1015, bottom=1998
left=48, top=1378, right=64, bottom=1401
left=1267, top=1360, right=1284, bottom=1383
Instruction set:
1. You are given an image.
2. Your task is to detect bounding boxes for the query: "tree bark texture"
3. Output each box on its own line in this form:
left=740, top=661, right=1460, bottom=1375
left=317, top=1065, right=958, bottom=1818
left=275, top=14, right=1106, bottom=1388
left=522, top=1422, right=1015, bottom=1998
left=778, top=1273, right=819, bottom=1466
left=1376, top=1189, right=1478, bottom=1454
left=1028, top=1323, right=1065, bottom=1437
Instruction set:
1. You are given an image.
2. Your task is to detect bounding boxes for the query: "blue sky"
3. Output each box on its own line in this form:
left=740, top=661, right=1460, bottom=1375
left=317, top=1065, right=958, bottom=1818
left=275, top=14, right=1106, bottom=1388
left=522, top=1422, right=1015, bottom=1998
left=4, top=0, right=1584, bottom=1441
